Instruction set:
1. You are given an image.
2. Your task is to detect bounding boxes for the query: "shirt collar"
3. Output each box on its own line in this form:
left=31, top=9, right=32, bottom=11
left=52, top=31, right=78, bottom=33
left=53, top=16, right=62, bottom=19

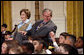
left=21, top=19, right=29, bottom=24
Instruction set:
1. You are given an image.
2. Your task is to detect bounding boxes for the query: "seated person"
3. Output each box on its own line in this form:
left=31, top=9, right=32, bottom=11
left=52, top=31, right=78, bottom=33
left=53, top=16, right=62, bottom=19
left=1, top=24, right=7, bottom=45
left=20, top=8, right=57, bottom=46
left=9, top=45, right=23, bottom=54
left=21, top=42, right=34, bottom=54
left=75, top=37, right=83, bottom=54
left=49, top=31, right=77, bottom=52
left=58, top=44, right=78, bottom=54
left=32, top=38, right=47, bottom=54
left=13, top=9, right=32, bottom=44
left=1, top=24, right=7, bottom=34
left=64, top=34, right=76, bottom=46
left=1, top=40, right=19, bottom=54
left=4, top=31, right=13, bottom=41
left=59, top=32, right=69, bottom=44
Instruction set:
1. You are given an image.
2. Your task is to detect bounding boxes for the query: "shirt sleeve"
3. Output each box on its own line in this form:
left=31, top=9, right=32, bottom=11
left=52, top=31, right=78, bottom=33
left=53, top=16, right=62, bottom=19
left=26, top=23, right=32, bottom=31
left=53, top=42, right=59, bottom=52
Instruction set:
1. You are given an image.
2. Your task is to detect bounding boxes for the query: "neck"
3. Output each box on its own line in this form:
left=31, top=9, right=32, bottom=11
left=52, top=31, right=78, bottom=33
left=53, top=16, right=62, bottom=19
left=22, top=19, right=27, bottom=23
left=43, top=19, right=49, bottom=23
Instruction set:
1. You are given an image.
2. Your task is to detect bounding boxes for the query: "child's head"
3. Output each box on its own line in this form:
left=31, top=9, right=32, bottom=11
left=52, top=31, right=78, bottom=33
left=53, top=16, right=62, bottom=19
left=21, top=42, right=34, bottom=54
left=64, top=34, right=76, bottom=46
left=4, top=31, right=11, bottom=40
left=9, top=45, right=23, bottom=54
left=75, top=37, right=83, bottom=48
left=59, top=32, right=69, bottom=44
left=1, top=24, right=7, bottom=32
left=32, top=38, right=44, bottom=52
left=59, top=44, right=78, bottom=54
left=1, top=40, right=19, bottom=54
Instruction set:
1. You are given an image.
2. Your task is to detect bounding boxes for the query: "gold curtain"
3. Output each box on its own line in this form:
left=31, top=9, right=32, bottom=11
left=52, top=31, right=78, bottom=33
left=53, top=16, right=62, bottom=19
left=67, top=1, right=83, bottom=38
left=1, top=1, right=12, bottom=31
left=35, top=1, right=40, bottom=21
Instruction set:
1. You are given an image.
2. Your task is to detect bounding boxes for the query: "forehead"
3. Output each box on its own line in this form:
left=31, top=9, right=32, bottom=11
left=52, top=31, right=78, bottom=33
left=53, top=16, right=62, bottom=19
left=43, top=11, right=51, bottom=14
left=2, top=43, right=7, bottom=47
left=60, top=35, right=65, bottom=38
left=33, top=40, right=39, bottom=43
left=21, top=11, right=26, bottom=14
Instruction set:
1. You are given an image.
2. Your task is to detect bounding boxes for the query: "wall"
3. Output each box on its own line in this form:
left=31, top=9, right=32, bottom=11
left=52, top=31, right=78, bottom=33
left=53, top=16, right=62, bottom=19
left=43, top=1, right=66, bottom=37
left=11, top=1, right=35, bottom=29
left=11, top=1, right=66, bottom=38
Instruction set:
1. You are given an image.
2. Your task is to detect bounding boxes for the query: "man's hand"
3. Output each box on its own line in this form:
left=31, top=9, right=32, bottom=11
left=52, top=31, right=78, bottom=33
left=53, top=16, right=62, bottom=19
left=49, top=31, right=56, bottom=42
left=19, top=31, right=27, bottom=35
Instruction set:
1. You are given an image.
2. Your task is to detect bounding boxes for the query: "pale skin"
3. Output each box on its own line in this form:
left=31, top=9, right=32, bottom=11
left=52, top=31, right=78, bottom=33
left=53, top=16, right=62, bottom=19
left=1, top=43, right=7, bottom=54
left=18, top=11, right=28, bottom=34
left=1, top=27, right=6, bottom=32
left=49, top=31, right=69, bottom=54
left=49, top=31, right=56, bottom=42
left=19, top=10, right=52, bottom=35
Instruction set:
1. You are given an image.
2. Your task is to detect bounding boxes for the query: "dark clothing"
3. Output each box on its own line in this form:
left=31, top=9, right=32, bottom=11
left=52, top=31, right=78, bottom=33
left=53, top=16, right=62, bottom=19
left=13, top=20, right=57, bottom=45
left=26, top=20, right=57, bottom=44
left=1, top=32, right=5, bottom=45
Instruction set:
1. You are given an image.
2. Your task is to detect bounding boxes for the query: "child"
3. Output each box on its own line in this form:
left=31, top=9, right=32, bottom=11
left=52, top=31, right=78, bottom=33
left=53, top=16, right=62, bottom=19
left=4, top=31, right=13, bottom=41
left=75, top=37, right=83, bottom=54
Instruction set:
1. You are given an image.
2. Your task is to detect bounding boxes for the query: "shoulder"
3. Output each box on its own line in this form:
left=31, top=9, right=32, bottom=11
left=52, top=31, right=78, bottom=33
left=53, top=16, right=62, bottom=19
left=47, top=20, right=57, bottom=27
left=36, top=20, right=43, bottom=23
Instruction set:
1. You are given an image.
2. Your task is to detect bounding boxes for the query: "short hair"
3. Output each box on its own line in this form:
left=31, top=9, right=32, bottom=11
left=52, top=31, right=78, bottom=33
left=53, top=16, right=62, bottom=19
left=22, top=42, right=34, bottom=53
left=2, top=40, right=19, bottom=54
left=42, top=8, right=52, bottom=17
left=59, top=44, right=78, bottom=54
left=9, top=45, right=23, bottom=54
left=67, top=34, right=76, bottom=45
left=20, top=9, right=31, bottom=19
left=60, top=32, right=69, bottom=39
left=33, top=38, right=45, bottom=49
left=2, top=24, right=7, bottom=28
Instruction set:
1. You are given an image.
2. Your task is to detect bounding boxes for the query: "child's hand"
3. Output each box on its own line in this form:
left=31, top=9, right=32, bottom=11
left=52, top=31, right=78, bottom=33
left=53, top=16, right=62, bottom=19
left=49, top=31, right=56, bottom=42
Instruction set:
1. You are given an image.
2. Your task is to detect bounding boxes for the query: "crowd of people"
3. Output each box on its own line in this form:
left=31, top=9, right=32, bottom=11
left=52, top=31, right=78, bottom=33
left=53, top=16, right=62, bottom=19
left=1, top=8, right=83, bottom=54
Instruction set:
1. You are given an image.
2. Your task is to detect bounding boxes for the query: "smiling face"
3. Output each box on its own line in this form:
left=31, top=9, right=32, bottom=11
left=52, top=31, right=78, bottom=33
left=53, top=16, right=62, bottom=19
left=20, top=11, right=28, bottom=22
left=42, top=10, right=52, bottom=22
left=59, top=35, right=66, bottom=44
left=1, top=43, right=7, bottom=54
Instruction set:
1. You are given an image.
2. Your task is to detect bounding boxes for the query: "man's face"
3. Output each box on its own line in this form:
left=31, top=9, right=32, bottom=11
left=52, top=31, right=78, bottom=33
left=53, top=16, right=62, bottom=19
left=1, top=27, right=6, bottom=32
left=75, top=38, right=83, bottom=48
left=64, top=36, right=72, bottom=46
left=42, top=11, right=52, bottom=21
left=59, top=35, right=66, bottom=44
left=33, top=40, right=41, bottom=51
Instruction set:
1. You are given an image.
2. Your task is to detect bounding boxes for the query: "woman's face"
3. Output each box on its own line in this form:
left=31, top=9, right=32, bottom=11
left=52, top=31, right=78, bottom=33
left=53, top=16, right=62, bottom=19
left=20, top=11, right=28, bottom=22
left=1, top=43, right=7, bottom=54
